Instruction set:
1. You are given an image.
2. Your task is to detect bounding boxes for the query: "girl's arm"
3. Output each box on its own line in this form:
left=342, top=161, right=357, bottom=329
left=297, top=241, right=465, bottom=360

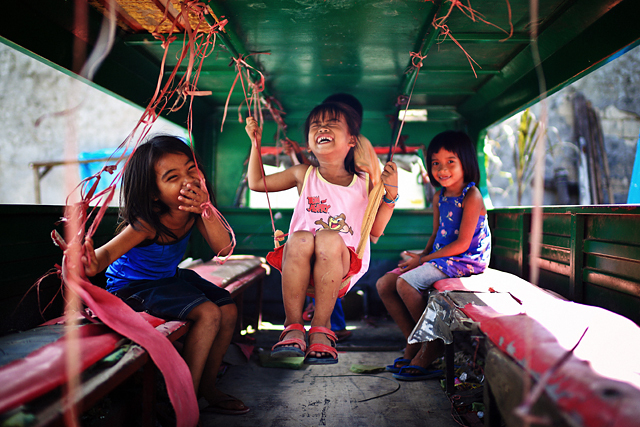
left=245, top=117, right=308, bottom=193
left=196, top=216, right=232, bottom=257
left=178, top=182, right=233, bottom=256
left=419, top=185, right=485, bottom=263
left=370, top=161, right=398, bottom=243
left=82, top=224, right=152, bottom=277
left=398, top=192, right=439, bottom=270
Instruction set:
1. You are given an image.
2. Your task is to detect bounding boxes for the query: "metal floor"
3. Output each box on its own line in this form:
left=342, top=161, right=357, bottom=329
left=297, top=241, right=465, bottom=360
left=199, top=319, right=462, bottom=427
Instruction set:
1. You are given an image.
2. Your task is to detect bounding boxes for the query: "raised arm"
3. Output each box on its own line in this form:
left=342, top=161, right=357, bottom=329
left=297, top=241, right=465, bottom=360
left=245, top=116, right=308, bottom=193
left=370, top=161, right=398, bottom=243
left=177, top=181, right=233, bottom=256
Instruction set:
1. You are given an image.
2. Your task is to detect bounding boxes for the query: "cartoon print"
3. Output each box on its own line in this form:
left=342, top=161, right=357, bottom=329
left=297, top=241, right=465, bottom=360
left=315, top=213, right=354, bottom=235
left=306, top=195, right=331, bottom=213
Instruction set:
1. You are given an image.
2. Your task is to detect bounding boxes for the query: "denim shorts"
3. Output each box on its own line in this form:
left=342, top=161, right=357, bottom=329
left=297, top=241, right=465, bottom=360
left=114, top=268, right=234, bottom=320
left=398, top=262, right=448, bottom=293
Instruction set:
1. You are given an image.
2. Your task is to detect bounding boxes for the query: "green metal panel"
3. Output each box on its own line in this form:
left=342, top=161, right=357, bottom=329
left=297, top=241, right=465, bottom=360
left=538, top=268, right=571, bottom=299
left=540, top=213, right=572, bottom=236
left=583, top=282, right=640, bottom=324
left=584, top=241, right=640, bottom=262
left=570, top=213, right=585, bottom=302
left=540, top=234, right=571, bottom=249
left=0, top=205, right=119, bottom=333
left=539, top=245, right=570, bottom=266
left=585, top=214, right=640, bottom=243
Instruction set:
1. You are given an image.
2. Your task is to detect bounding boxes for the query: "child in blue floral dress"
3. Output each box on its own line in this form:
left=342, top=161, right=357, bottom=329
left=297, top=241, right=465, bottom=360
left=376, top=130, right=491, bottom=380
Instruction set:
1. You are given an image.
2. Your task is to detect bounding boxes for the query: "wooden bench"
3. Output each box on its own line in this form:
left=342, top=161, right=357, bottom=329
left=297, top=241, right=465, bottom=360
left=411, top=268, right=640, bottom=427
left=0, top=255, right=266, bottom=426
left=186, top=255, right=267, bottom=334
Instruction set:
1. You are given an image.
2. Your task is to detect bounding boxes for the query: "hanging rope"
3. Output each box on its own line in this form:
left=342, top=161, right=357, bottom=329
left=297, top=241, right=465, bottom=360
left=425, top=0, right=513, bottom=77
left=222, top=49, right=290, bottom=247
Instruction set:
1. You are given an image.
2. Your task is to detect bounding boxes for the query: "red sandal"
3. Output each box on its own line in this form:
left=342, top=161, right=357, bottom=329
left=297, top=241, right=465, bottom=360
left=271, top=323, right=306, bottom=358
left=305, top=326, right=338, bottom=365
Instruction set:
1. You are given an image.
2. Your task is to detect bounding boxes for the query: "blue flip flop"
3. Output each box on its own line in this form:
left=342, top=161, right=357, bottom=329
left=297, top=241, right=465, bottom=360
left=385, top=357, right=411, bottom=373
left=392, top=365, right=443, bottom=381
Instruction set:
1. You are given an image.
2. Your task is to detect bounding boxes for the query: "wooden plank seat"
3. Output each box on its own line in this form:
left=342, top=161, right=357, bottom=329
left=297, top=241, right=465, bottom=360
left=0, top=255, right=266, bottom=426
left=411, top=268, right=640, bottom=427
left=0, top=312, right=189, bottom=426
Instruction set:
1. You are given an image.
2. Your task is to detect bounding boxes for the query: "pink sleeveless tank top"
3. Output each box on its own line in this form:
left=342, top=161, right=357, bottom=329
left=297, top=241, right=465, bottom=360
left=289, top=166, right=371, bottom=288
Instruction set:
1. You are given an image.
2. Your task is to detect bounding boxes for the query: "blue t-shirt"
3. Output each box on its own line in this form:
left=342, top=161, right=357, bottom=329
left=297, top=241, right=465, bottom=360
left=429, top=182, right=491, bottom=277
left=106, top=228, right=192, bottom=293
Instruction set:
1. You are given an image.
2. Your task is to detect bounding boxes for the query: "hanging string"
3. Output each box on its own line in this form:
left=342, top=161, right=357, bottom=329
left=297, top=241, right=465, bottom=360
left=222, top=51, right=288, bottom=247
left=392, top=52, right=427, bottom=162
left=425, top=0, right=513, bottom=77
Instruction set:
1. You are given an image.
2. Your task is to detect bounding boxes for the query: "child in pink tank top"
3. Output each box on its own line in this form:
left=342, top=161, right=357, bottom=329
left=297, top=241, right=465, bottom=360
left=245, top=103, right=398, bottom=364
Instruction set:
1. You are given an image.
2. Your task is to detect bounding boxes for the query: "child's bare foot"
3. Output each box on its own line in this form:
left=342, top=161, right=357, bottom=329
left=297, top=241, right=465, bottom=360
left=395, top=339, right=444, bottom=376
left=305, top=326, right=338, bottom=364
left=307, top=330, right=331, bottom=357
left=271, top=323, right=306, bottom=358
left=202, top=389, right=249, bottom=415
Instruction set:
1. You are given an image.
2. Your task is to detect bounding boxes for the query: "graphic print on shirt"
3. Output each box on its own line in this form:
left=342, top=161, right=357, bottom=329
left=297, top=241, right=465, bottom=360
left=307, top=195, right=354, bottom=235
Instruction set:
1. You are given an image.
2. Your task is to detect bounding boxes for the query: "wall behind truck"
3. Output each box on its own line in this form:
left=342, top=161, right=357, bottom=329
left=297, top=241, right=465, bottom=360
left=0, top=41, right=187, bottom=206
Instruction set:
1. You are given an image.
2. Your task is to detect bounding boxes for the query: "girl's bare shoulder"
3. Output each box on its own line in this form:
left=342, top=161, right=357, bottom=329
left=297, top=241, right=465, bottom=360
left=291, top=163, right=312, bottom=185
left=463, top=185, right=487, bottom=213
left=126, top=219, right=157, bottom=240
left=465, top=184, right=483, bottom=199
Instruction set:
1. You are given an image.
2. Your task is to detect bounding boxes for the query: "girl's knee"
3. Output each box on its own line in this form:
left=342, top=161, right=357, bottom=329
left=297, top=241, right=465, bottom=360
left=187, top=301, right=221, bottom=326
left=314, top=230, right=345, bottom=258
left=286, top=231, right=315, bottom=256
left=376, top=274, right=396, bottom=295
left=396, top=278, right=416, bottom=294
left=220, top=303, right=238, bottom=325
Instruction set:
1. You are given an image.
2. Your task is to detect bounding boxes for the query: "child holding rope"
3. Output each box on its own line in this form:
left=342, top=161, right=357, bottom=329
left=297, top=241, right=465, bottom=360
left=81, top=136, right=249, bottom=415
left=245, top=102, right=398, bottom=364
left=376, top=130, right=491, bottom=380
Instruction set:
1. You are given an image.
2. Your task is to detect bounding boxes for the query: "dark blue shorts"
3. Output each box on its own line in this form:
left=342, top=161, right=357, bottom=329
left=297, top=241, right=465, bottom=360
left=113, top=268, right=234, bottom=320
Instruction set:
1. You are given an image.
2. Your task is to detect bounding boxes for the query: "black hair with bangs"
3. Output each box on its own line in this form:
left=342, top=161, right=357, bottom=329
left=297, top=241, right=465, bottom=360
left=119, top=135, right=213, bottom=241
left=426, top=130, right=480, bottom=187
left=303, top=102, right=361, bottom=175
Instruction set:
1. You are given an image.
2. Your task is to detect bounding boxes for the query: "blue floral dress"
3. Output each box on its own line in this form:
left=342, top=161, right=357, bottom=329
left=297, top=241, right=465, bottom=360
left=429, top=182, right=491, bottom=277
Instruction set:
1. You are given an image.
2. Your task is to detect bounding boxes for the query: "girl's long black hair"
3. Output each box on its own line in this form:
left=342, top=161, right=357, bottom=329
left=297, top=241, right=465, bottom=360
left=119, top=135, right=213, bottom=241
left=303, top=102, right=361, bottom=175
left=426, top=130, right=480, bottom=186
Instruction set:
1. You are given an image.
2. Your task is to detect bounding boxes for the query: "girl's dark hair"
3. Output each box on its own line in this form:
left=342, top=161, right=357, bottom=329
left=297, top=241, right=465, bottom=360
left=303, top=102, right=361, bottom=175
left=426, top=130, right=480, bottom=186
left=119, top=135, right=213, bottom=240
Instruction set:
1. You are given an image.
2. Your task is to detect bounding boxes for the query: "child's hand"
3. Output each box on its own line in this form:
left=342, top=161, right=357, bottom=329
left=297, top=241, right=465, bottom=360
left=381, top=161, right=398, bottom=198
left=245, top=117, right=262, bottom=149
left=281, top=138, right=302, bottom=155
left=81, top=237, right=100, bottom=277
left=178, top=181, right=211, bottom=215
left=398, top=251, right=422, bottom=271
